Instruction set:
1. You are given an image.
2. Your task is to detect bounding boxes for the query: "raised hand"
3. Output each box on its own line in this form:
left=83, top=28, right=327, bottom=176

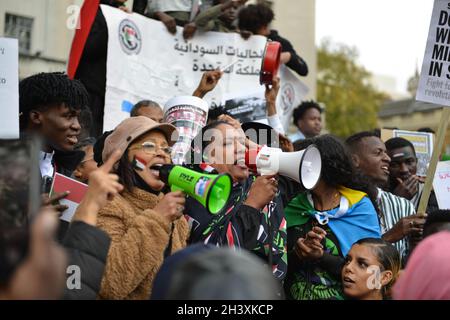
left=279, top=134, right=294, bottom=152
left=393, top=175, right=419, bottom=200
left=72, top=150, right=124, bottom=226
left=193, top=70, right=223, bottom=98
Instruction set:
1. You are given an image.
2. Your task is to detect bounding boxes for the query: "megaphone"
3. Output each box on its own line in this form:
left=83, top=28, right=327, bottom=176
left=260, top=41, right=281, bottom=85
left=245, top=145, right=322, bottom=190
left=151, top=164, right=232, bottom=215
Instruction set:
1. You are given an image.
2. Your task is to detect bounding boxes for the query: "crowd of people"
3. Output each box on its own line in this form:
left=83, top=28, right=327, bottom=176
left=1, top=0, right=449, bottom=301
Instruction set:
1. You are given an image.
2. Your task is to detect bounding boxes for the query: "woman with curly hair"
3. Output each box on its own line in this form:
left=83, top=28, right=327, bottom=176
left=284, top=135, right=381, bottom=300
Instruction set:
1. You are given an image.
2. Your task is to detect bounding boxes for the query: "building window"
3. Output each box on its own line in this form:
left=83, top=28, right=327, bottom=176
left=4, top=13, right=33, bottom=54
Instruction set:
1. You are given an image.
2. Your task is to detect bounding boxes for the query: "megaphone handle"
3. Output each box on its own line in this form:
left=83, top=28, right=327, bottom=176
left=171, top=185, right=183, bottom=192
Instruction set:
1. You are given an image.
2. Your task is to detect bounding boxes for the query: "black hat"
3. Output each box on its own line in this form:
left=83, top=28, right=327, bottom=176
left=241, top=121, right=279, bottom=148
left=93, top=130, right=113, bottom=166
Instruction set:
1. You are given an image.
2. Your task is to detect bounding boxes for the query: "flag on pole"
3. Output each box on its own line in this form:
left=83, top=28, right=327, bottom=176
left=67, top=0, right=101, bottom=79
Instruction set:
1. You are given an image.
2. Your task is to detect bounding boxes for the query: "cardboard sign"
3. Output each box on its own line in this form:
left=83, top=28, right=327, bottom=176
left=417, top=0, right=450, bottom=106
left=0, top=37, right=19, bottom=138
left=381, top=129, right=434, bottom=176
left=50, top=173, right=88, bottom=222
left=433, top=160, right=450, bottom=209
left=415, top=0, right=450, bottom=214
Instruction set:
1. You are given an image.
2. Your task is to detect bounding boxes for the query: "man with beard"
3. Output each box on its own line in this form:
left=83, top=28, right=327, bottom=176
left=346, top=131, right=424, bottom=264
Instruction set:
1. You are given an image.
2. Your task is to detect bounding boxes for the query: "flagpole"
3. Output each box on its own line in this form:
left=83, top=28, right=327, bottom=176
left=67, top=0, right=101, bottom=79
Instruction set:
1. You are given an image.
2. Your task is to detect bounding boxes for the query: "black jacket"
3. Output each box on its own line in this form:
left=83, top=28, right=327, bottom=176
left=268, top=30, right=309, bottom=77
left=53, top=149, right=85, bottom=180
left=41, top=149, right=85, bottom=242
left=132, top=0, right=148, bottom=14
left=62, top=221, right=111, bottom=300
left=185, top=178, right=261, bottom=250
left=185, top=175, right=301, bottom=281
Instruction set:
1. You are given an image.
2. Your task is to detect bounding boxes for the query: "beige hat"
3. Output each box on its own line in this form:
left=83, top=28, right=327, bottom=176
left=102, top=116, right=179, bottom=163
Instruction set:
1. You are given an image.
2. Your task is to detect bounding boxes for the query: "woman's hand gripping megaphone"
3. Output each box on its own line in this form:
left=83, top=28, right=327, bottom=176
left=154, top=191, right=186, bottom=223
left=243, top=174, right=278, bottom=210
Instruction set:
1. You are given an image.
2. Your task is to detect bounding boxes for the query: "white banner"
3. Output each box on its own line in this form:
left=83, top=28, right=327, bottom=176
left=417, top=0, right=450, bottom=106
left=0, top=37, right=19, bottom=138
left=101, top=5, right=308, bottom=131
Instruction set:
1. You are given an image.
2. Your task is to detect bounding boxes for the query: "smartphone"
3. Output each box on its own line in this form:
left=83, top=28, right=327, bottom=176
left=0, top=136, right=41, bottom=286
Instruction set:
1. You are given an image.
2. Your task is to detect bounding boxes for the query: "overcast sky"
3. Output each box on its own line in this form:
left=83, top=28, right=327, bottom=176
left=316, top=0, right=434, bottom=94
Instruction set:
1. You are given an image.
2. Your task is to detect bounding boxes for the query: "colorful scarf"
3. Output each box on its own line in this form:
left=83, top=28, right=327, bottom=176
left=285, top=186, right=381, bottom=256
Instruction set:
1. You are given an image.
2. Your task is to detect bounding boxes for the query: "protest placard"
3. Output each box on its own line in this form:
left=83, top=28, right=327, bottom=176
left=0, top=37, right=19, bottom=138
left=50, top=173, right=88, bottom=222
left=417, top=0, right=450, bottom=105
left=433, top=160, right=450, bottom=209
left=381, top=129, right=434, bottom=176
left=224, top=90, right=266, bottom=123
left=415, top=0, right=450, bottom=214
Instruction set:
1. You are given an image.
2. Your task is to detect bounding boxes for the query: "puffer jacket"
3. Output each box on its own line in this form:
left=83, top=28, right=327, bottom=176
left=63, top=221, right=111, bottom=300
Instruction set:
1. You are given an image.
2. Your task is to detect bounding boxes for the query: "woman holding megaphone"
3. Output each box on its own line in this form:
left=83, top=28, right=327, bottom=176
left=93, top=116, right=189, bottom=299
left=185, top=118, right=293, bottom=281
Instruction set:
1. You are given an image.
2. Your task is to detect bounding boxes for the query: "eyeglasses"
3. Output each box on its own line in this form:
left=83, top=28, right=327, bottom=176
left=129, top=141, right=172, bottom=156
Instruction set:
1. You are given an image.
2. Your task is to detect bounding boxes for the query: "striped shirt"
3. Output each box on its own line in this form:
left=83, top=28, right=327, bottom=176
left=377, top=188, right=416, bottom=262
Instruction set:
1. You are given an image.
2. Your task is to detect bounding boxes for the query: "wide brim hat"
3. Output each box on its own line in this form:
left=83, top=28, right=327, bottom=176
left=102, top=116, right=179, bottom=163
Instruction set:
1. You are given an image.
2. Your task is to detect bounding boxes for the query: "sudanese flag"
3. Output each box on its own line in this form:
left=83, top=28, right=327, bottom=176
left=67, top=0, right=101, bottom=79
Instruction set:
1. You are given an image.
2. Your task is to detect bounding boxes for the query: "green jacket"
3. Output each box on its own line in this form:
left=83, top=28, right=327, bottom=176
left=194, top=4, right=235, bottom=32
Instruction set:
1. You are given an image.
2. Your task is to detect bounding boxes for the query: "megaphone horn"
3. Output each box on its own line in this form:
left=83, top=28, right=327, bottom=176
left=245, top=145, right=322, bottom=190
left=152, top=164, right=232, bottom=215
left=260, top=41, right=282, bottom=85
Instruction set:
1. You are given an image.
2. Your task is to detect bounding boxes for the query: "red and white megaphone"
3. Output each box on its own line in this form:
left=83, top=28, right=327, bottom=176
left=260, top=41, right=282, bottom=85
left=245, top=145, right=322, bottom=190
